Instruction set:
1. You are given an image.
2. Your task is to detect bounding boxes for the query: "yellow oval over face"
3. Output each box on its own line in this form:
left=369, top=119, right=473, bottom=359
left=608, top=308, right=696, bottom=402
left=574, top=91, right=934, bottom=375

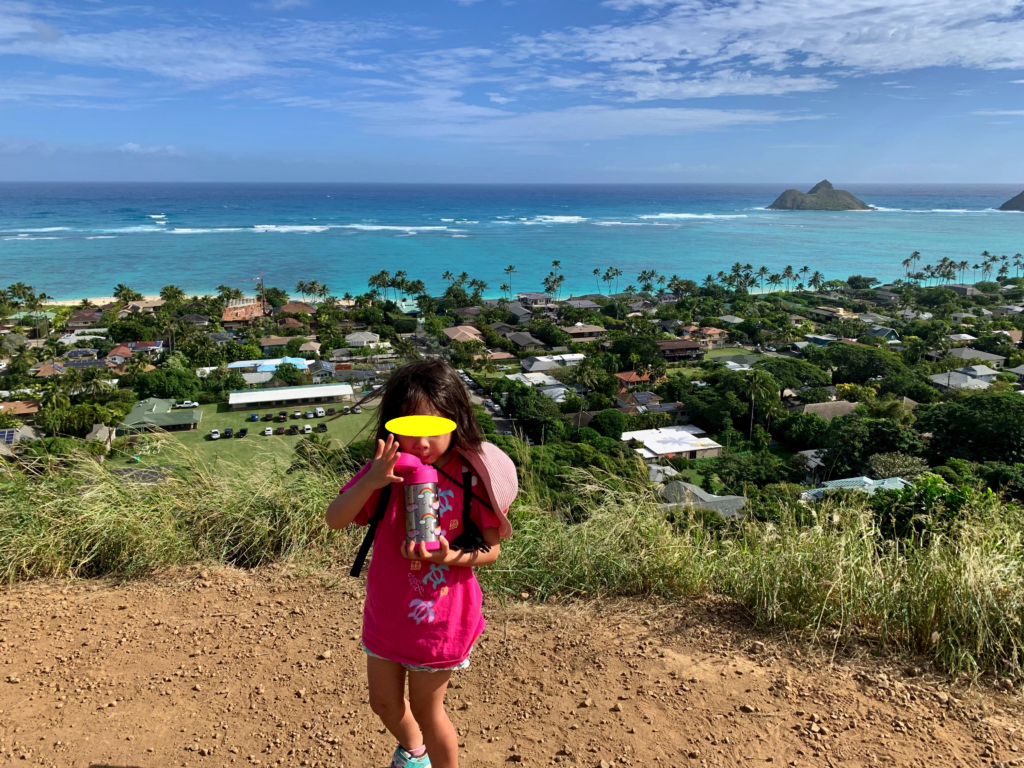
left=385, top=414, right=457, bottom=437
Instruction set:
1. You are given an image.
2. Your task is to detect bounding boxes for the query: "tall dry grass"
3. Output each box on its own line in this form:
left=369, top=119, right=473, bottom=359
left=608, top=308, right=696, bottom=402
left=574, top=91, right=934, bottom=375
left=1, top=443, right=1023, bottom=676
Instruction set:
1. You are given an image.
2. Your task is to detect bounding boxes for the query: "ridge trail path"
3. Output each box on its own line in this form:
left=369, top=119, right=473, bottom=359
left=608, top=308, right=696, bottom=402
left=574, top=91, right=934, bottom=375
left=0, top=566, right=1018, bottom=768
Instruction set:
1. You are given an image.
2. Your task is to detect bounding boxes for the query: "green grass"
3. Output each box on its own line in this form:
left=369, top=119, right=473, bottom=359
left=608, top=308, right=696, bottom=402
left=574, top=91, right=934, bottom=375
left=705, top=347, right=762, bottom=360
left=124, top=403, right=377, bottom=469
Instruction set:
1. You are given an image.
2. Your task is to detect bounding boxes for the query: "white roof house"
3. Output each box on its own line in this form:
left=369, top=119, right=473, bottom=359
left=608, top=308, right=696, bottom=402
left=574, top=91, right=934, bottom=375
left=620, top=425, right=722, bottom=460
left=227, top=383, right=354, bottom=409
left=346, top=331, right=380, bottom=346
left=504, top=372, right=561, bottom=388
left=947, top=333, right=977, bottom=343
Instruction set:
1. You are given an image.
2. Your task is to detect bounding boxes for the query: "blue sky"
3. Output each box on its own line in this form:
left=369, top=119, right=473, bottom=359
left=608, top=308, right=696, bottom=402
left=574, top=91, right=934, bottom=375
left=2, top=0, right=1024, bottom=182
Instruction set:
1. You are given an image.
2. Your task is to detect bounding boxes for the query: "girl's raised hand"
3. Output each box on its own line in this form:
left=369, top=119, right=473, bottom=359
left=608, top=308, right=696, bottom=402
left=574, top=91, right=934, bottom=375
left=365, top=434, right=401, bottom=490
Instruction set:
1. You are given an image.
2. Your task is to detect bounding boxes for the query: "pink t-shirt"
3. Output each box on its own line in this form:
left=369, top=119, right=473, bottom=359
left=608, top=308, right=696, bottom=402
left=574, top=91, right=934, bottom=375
left=342, top=452, right=502, bottom=669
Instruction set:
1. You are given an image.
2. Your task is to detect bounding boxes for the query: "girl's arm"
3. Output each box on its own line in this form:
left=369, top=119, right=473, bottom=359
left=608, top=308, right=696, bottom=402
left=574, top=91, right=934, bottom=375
left=325, top=436, right=401, bottom=530
left=402, top=526, right=502, bottom=567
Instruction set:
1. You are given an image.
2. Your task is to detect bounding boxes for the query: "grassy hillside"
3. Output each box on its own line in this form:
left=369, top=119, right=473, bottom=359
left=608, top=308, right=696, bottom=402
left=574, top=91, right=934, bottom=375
left=2, top=439, right=1024, bottom=679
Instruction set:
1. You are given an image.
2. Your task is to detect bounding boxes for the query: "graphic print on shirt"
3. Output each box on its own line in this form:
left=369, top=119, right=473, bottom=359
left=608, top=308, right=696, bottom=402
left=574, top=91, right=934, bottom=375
left=408, top=599, right=436, bottom=625
left=423, top=563, right=449, bottom=589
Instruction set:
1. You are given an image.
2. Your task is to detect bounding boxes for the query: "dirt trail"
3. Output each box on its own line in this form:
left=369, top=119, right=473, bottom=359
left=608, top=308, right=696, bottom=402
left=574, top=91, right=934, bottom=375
left=0, top=565, right=1019, bottom=768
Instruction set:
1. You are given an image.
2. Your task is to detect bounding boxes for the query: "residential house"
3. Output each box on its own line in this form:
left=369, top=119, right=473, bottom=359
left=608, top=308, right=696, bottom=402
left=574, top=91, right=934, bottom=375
left=206, top=332, right=233, bottom=345
left=871, top=288, right=901, bottom=305
left=957, top=364, right=1001, bottom=383
left=928, top=371, right=991, bottom=391
left=221, top=298, right=267, bottom=331
left=559, top=323, right=606, bottom=343
left=715, top=354, right=760, bottom=368
left=0, top=424, right=43, bottom=458
left=508, top=302, right=532, bottom=324
left=515, top=292, right=553, bottom=308
left=1004, top=364, right=1024, bottom=381
left=796, top=449, right=827, bottom=485
left=660, top=481, right=746, bottom=519
left=506, top=331, right=544, bottom=351
left=947, top=333, right=977, bottom=344
left=58, top=328, right=108, bottom=345
left=452, top=306, right=483, bottom=320
left=119, top=298, right=165, bottom=318
left=621, top=425, right=723, bottom=461
left=649, top=464, right=680, bottom=484
left=615, top=391, right=661, bottom=409
left=562, top=299, right=601, bottom=310
left=0, top=400, right=40, bottom=424
left=128, top=340, right=164, bottom=356
left=273, top=301, right=316, bottom=316
left=277, top=317, right=304, bottom=331
left=299, top=341, right=321, bottom=355
left=478, top=349, right=517, bottom=363
left=538, top=384, right=574, bottom=403
left=950, top=312, right=976, bottom=324
left=118, top=397, right=204, bottom=434
left=806, top=306, right=858, bottom=322
left=695, top=327, right=728, bottom=349
left=64, top=359, right=110, bottom=372
left=346, top=331, right=380, bottom=347
left=947, top=284, right=983, bottom=297
left=66, top=307, right=107, bottom=330
left=504, top=372, right=560, bottom=388
left=614, top=371, right=651, bottom=390
left=308, top=360, right=336, bottom=384
left=897, top=309, right=934, bottom=321
left=795, top=401, right=859, bottom=421
left=804, top=333, right=839, bottom=347
left=926, top=346, right=1006, bottom=367
left=259, top=335, right=292, bottom=354
left=655, top=292, right=679, bottom=305
left=442, top=326, right=484, bottom=344
left=490, top=321, right=516, bottom=337
left=65, top=348, right=98, bottom=360
left=858, top=312, right=893, bottom=325
left=801, top=476, right=912, bottom=500
left=789, top=314, right=809, bottom=327
left=865, top=325, right=899, bottom=341
left=993, top=305, right=1024, bottom=317
left=717, top=314, right=744, bottom=326
left=179, top=314, right=210, bottom=328
left=106, top=344, right=133, bottom=365
left=998, top=329, right=1024, bottom=344
left=520, top=354, right=581, bottom=373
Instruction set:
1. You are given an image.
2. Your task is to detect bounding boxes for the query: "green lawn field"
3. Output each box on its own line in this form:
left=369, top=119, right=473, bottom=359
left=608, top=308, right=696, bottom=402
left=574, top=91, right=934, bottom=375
left=126, top=402, right=378, bottom=470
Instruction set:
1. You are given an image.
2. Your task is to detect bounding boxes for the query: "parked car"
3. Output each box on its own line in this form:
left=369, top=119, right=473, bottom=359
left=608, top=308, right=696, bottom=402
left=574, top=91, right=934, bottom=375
left=304, top=411, right=314, bottom=419
left=314, top=407, right=326, bottom=418
left=326, top=408, right=336, bottom=416
left=237, top=428, right=248, bottom=438
left=292, top=411, right=302, bottom=419
left=302, top=424, right=312, bottom=434
left=177, top=400, right=198, bottom=409
left=316, top=422, right=327, bottom=433
left=352, top=405, right=362, bottom=414
left=288, top=425, right=299, bottom=435
left=209, top=429, right=220, bottom=440
left=341, top=406, right=351, bottom=414
left=223, top=428, right=234, bottom=438
left=249, top=413, right=260, bottom=422
left=502, top=430, right=513, bottom=436
left=263, top=413, right=275, bottom=421
left=275, top=426, right=286, bottom=435
left=262, top=427, right=273, bottom=436
left=277, top=411, right=288, bottom=422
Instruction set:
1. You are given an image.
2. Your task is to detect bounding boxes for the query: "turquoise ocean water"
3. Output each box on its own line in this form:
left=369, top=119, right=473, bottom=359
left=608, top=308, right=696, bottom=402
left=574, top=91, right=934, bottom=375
left=0, top=183, right=1022, bottom=300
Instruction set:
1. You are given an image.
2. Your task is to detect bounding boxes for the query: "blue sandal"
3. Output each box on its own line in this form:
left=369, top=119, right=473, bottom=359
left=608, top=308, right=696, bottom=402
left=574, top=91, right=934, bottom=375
left=390, top=745, right=431, bottom=768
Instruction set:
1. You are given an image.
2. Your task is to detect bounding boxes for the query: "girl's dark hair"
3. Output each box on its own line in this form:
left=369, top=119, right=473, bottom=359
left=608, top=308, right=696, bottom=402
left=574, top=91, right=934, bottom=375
left=368, top=359, right=482, bottom=454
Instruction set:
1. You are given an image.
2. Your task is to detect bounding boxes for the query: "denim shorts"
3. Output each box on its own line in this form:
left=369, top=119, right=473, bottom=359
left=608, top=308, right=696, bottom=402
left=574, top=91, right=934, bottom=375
left=362, top=643, right=472, bottom=673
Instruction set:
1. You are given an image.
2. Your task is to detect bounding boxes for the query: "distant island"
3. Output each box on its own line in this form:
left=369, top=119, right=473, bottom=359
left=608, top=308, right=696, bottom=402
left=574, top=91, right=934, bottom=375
left=998, top=190, right=1024, bottom=211
left=767, top=180, right=873, bottom=211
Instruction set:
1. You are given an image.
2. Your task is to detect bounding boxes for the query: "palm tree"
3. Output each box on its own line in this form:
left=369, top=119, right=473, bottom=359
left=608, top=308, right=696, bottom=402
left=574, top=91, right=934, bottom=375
left=39, top=379, right=70, bottom=414
left=755, top=266, right=769, bottom=293
left=113, top=283, right=142, bottom=304
left=593, top=268, right=602, bottom=295
left=551, top=260, right=562, bottom=271
left=503, top=265, right=517, bottom=297
left=159, top=285, right=186, bottom=303
left=499, top=282, right=510, bottom=299
left=442, top=271, right=454, bottom=286
left=767, top=274, right=783, bottom=293
left=972, top=263, right=980, bottom=283
left=1015, top=254, right=1024, bottom=279
left=782, top=266, right=795, bottom=292
left=741, top=369, right=776, bottom=440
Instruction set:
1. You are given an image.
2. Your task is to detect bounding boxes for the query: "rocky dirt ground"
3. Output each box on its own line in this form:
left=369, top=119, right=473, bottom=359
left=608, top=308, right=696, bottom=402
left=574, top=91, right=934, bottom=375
left=0, top=564, right=1020, bottom=768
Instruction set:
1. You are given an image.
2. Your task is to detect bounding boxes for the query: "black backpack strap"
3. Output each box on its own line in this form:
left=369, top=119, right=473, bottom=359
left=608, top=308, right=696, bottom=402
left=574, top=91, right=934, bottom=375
left=448, top=464, right=491, bottom=554
left=350, top=484, right=392, bottom=578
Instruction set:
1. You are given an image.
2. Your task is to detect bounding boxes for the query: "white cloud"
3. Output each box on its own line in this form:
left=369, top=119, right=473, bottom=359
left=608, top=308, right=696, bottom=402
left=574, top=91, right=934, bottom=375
left=119, top=142, right=183, bottom=155
left=973, top=109, right=1024, bottom=116
left=487, top=92, right=514, bottom=103
left=452, top=0, right=485, bottom=5
left=255, top=0, right=311, bottom=8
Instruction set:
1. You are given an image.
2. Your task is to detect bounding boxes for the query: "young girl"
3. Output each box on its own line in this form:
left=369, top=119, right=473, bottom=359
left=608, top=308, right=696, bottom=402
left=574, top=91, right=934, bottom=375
left=326, top=359, right=517, bottom=768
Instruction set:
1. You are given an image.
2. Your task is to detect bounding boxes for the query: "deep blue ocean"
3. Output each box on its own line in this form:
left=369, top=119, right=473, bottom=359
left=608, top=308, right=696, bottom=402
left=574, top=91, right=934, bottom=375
left=1, top=183, right=1022, bottom=301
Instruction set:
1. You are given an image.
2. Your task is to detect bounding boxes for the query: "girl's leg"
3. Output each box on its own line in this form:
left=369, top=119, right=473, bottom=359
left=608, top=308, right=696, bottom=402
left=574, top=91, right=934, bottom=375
left=407, top=670, right=458, bottom=768
left=367, top=655, right=423, bottom=752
